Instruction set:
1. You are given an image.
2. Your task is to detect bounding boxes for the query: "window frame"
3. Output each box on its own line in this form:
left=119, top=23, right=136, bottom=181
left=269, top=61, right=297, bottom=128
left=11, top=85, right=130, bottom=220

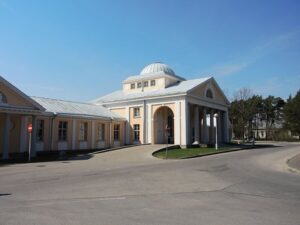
left=143, top=81, right=149, bottom=87
left=36, top=119, right=44, bottom=142
left=137, top=82, right=142, bottom=88
left=206, top=89, right=213, bottom=98
left=0, top=92, right=7, bottom=104
left=58, top=121, right=68, bottom=142
left=133, top=107, right=140, bottom=118
left=133, top=124, right=140, bottom=141
left=150, top=80, right=156, bottom=86
left=114, top=124, right=120, bottom=141
left=97, top=123, right=105, bottom=141
left=79, top=122, right=88, bottom=141
left=130, top=83, right=135, bottom=89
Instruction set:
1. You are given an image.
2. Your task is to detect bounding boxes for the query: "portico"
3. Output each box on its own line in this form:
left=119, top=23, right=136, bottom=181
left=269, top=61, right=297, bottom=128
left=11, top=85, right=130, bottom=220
left=95, top=62, right=230, bottom=148
left=187, top=103, right=229, bottom=146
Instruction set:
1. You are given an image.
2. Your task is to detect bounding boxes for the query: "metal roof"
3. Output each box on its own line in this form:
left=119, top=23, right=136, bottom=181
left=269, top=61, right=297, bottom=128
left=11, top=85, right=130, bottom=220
left=140, top=62, right=176, bottom=76
left=93, top=77, right=212, bottom=104
left=31, top=96, right=124, bottom=120
left=123, top=63, right=185, bottom=83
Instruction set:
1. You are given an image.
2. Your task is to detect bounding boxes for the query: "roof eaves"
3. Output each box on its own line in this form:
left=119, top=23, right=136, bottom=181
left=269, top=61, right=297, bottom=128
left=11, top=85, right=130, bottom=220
left=101, top=92, right=187, bottom=105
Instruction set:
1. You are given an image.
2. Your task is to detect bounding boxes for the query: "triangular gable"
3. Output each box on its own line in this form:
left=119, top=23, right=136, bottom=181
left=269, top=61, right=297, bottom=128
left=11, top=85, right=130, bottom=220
left=188, top=77, right=230, bottom=105
left=0, top=76, right=45, bottom=110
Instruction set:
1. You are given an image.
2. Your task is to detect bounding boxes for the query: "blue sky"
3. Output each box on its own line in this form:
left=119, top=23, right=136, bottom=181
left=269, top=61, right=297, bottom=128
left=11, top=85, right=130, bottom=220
left=1, top=0, right=300, bottom=102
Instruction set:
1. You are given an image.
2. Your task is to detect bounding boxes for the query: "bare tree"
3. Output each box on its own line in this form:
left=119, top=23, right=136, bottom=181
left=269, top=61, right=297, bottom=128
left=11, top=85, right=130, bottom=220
left=233, top=87, right=253, bottom=101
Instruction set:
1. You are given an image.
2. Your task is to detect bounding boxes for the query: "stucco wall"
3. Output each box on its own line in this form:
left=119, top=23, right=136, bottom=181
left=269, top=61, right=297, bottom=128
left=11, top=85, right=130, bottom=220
left=0, top=83, right=35, bottom=108
left=111, top=108, right=126, bottom=117
left=129, top=106, right=144, bottom=144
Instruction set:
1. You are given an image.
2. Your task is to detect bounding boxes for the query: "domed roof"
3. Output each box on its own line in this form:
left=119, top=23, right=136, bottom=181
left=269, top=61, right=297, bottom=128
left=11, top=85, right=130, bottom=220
left=140, top=62, right=176, bottom=76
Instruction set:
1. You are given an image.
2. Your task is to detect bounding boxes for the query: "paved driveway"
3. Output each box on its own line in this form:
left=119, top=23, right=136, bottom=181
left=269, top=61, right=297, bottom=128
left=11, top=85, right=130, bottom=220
left=0, top=143, right=299, bottom=225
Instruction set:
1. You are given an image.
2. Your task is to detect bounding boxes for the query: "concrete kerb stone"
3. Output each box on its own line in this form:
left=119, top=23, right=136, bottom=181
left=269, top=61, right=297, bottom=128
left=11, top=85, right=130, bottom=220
left=286, top=154, right=300, bottom=174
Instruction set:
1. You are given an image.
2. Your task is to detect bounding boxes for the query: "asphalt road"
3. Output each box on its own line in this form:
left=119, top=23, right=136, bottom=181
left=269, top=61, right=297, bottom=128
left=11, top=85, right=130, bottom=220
left=0, top=143, right=299, bottom=225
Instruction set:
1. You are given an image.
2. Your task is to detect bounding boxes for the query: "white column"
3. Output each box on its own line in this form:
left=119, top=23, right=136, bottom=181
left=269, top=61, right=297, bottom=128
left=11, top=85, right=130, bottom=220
left=194, top=105, right=200, bottom=143
left=201, top=107, right=208, bottom=144
left=174, top=101, right=181, bottom=145
left=72, top=119, right=76, bottom=150
left=48, top=117, right=53, bottom=151
left=223, top=111, right=229, bottom=142
left=125, top=106, right=130, bottom=144
left=217, top=111, right=222, bottom=143
left=31, top=115, right=37, bottom=157
left=109, top=121, right=113, bottom=148
left=19, top=116, right=28, bottom=152
left=181, top=100, right=189, bottom=147
left=2, top=113, right=10, bottom=159
left=143, top=100, right=147, bottom=144
left=91, top=120, right=95, bottom=149
left=209, top=110, right=214, bottom=144
left=147, top=104, right=152, bottom=144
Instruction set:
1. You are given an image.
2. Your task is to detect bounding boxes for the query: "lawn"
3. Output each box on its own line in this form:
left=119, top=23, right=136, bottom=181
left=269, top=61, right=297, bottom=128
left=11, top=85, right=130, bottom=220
left=153, top=147, right=238, bottom=159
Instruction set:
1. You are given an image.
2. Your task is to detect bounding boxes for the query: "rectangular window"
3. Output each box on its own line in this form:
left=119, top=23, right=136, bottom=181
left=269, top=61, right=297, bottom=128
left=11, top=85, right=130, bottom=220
left=114, top=124, right=120, bottom=141
left=58, top=121, right=68, bottom=141
left=151, top=80, right=156, bottom=86
left=79, top=122, right=88, bottom=141
left=137, top=82, right=142, bottom=88
left=36, top=119, right=44, bottom=142
left=134, top=124, right=140, bottom=141
left=144, top=81, right=148, bottom=87
left=97, top=123, right=105, bottom=141
left=133, top=107, right=140, bottom=117
left=130, top=83, right=135, bottom=89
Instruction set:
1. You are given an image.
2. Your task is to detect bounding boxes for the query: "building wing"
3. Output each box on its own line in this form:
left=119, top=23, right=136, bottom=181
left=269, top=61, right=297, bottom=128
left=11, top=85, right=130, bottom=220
left=31, top=96, right=125, bottom=120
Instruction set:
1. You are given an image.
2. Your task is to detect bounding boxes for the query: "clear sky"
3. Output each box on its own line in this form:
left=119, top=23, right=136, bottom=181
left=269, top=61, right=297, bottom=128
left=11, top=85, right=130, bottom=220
left=1, top=0, right=300, bottom=102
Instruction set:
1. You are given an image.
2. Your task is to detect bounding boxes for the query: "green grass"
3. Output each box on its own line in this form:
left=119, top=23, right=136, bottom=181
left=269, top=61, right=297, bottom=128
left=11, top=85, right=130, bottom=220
left=153, top=147, right=237, bottom=159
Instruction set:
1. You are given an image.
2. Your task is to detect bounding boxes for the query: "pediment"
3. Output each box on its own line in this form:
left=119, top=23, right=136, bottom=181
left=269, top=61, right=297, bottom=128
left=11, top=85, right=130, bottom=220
left=188, top=78, right=230, bottom=105
left=0, top=76, right=44, bottom=110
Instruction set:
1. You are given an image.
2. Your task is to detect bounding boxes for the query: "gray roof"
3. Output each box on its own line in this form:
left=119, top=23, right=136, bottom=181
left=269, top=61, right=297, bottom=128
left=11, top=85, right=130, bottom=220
left=93, top=77, right=211, bottom=104
left=31, top=96, right=124, bottom=120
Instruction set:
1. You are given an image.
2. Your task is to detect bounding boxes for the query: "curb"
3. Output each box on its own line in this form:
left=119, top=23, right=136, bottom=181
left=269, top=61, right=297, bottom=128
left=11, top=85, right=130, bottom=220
left=286, top=156, right=300, bottom=174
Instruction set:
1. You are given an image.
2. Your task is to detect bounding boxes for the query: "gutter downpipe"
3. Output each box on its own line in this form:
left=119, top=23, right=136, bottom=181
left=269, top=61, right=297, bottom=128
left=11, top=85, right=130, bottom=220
left=143, top=100, right=147, bottom=144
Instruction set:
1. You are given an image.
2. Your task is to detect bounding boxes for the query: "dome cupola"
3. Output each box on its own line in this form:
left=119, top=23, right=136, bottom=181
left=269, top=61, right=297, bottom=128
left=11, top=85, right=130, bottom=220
left=140, top=62, right=176, bottom=76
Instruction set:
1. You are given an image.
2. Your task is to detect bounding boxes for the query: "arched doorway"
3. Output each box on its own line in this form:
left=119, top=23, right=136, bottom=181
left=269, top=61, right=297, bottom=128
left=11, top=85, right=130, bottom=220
left=153, top=106, right=174, bottom=144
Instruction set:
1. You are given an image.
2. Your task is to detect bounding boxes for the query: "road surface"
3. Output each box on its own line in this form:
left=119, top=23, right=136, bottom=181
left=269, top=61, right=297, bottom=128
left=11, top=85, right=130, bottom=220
left=0, top=143, right=299, bottom=225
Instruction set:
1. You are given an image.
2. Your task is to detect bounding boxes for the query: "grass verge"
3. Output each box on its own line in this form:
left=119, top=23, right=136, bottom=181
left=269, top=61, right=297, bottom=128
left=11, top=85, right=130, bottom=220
left=153, top=147, right=239, bottom=159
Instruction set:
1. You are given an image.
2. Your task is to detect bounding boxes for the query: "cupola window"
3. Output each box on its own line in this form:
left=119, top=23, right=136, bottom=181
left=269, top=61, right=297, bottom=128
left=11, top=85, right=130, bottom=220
left=130, top=83, right=135, bottom=89
left=144, top=81, right=148, bottom=87
left=137, top=82, right=142, bottom=88
left=150, top=80, right=156, bottom=86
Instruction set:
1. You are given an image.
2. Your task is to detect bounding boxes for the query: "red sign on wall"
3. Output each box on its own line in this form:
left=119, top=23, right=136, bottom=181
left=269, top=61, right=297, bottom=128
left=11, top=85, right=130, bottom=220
left=27, top=123, right=32, bottom=133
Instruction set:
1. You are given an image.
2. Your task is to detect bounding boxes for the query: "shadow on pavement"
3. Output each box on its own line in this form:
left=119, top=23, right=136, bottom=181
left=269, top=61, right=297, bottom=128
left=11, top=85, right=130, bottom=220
left=0, top=151, right=94, bottom=167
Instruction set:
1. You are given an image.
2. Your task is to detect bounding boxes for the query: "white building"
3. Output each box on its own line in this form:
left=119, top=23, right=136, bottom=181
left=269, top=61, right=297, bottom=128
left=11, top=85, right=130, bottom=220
left=0, top=62, right=230, bottom=159
left=93, top=62, right=231, bottom=147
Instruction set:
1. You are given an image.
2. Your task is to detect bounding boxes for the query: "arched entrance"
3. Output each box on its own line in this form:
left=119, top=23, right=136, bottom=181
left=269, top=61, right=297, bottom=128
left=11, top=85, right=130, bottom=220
left=153, top=106, right=174, bottom=144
